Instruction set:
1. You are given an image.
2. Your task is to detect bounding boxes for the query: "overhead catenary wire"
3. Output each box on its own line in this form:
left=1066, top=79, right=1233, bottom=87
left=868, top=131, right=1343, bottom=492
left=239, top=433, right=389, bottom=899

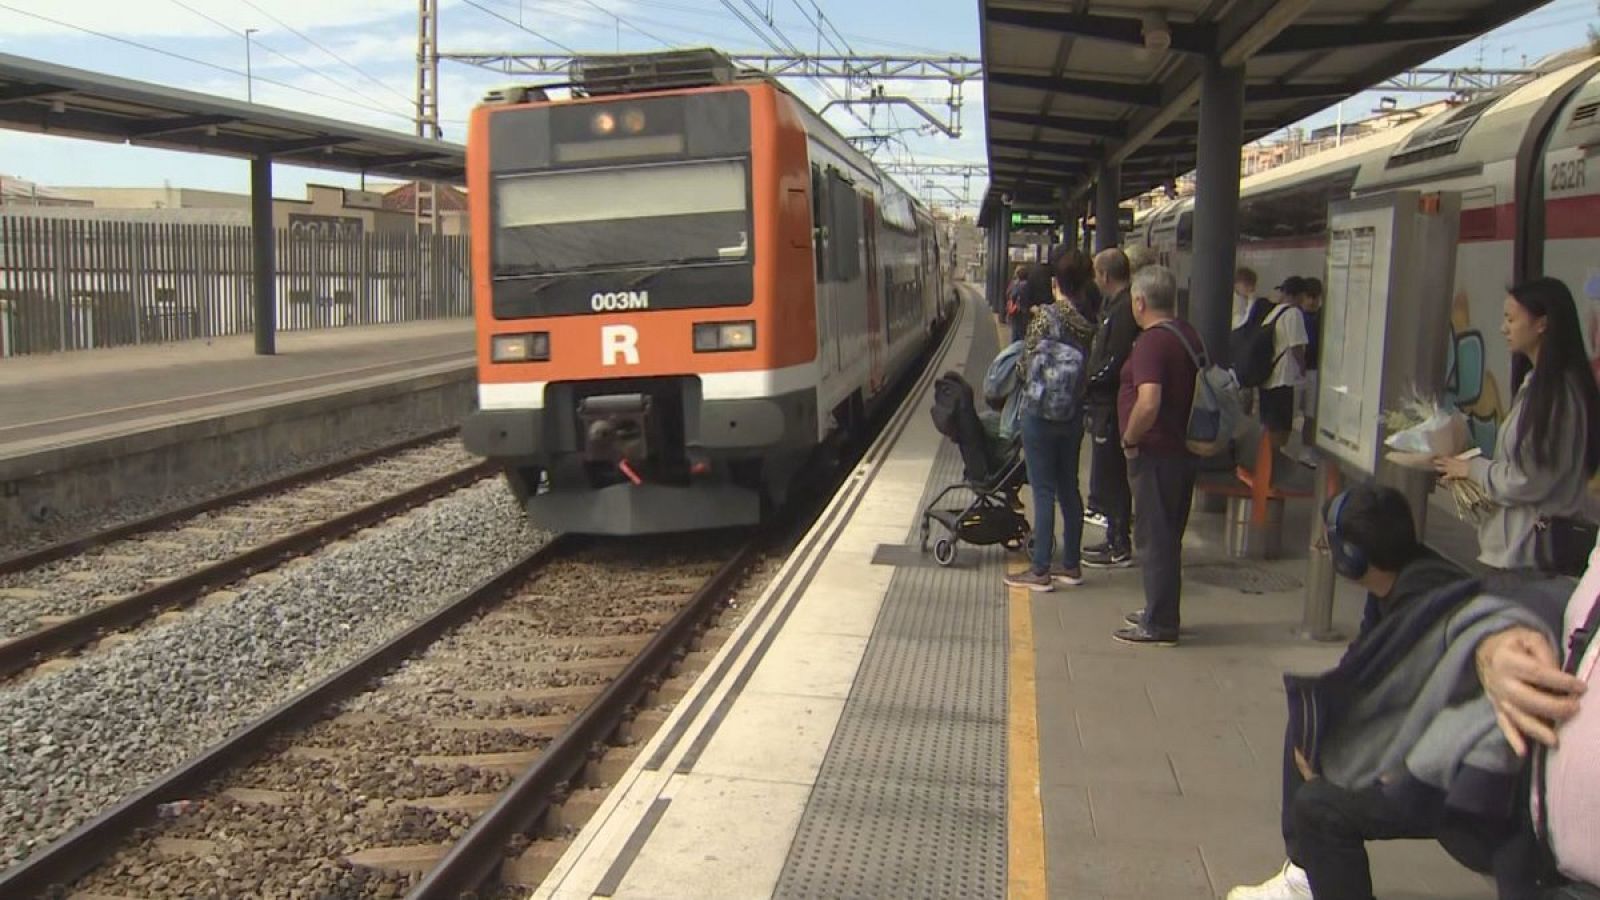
left=0, top=1, right=422, bottom=125
left=167, top=0, right=410, bottom=119
left=459, top=0, right=579, bottom=54
left=231, top=0, right=414, bottom=107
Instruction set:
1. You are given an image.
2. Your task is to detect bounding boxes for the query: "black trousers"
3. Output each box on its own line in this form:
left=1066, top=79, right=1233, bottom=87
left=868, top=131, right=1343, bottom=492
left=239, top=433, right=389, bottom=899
left=1131, top=454, right=1195, bottom=633
left=1281, top=743, right=1436, bottom=900
left=1087, top=407, right=1131, bottom=552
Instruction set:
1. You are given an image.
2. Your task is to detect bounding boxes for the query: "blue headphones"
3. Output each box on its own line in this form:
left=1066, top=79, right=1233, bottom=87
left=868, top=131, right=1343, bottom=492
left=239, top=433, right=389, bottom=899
left=1324, top=490, right=1369, bottom=580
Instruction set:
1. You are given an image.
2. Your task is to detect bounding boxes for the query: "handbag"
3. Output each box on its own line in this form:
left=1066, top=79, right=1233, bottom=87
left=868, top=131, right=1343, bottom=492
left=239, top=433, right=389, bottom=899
left=1534, top=516, right=1597, bottom=577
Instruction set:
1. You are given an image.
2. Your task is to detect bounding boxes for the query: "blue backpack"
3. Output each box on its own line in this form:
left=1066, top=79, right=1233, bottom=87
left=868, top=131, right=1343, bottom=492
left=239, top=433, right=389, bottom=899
left=1021, top=308, right=1086, bottom=422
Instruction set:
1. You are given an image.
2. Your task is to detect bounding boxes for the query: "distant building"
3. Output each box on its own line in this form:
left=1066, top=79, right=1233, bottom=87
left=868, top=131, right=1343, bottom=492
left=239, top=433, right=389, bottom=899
left=41, top=181, right=466, bottom=235
left=0, top=175, right=92, bottom=208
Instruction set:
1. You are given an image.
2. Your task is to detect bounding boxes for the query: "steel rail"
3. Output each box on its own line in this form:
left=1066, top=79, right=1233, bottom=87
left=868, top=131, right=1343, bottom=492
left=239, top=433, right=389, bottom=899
left=0, top=460, right=496, bottom=680
left=410, top=537, right=760, bottom=898
left=0, top=426, right=463, bottom=576
left=0, top=535, right=576, bottom=899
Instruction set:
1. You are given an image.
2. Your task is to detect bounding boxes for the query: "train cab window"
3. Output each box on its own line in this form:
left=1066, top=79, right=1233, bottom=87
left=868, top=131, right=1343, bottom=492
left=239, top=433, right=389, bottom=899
left=812, top=165, right=828, bottom=281
left=492, top=158, right=751, bottom=275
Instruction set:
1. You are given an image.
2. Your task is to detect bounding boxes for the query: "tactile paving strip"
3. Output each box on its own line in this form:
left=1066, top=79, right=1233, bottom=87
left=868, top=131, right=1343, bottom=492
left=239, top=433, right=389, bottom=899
left=774, top=304, right=1009, bottom=900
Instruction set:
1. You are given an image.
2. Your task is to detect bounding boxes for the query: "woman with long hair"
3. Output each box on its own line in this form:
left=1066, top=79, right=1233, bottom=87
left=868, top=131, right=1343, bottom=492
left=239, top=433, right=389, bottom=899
left=1004, top=250, right=1097, bottom=591
left=1435, top=277, right=1600, bottom=572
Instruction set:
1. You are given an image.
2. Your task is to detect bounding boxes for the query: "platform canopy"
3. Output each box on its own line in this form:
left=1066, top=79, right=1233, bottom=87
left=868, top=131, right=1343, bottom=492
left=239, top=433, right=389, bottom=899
left=979, top=0, right=1558, bottom=219
left=0, top=51, right=463, bottom=184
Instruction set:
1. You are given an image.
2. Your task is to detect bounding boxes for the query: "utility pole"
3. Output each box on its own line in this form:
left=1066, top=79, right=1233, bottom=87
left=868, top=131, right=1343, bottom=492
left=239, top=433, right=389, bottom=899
left=244, top=28, right=258, bottom=102
left=414, top=0, right=441, bottom=235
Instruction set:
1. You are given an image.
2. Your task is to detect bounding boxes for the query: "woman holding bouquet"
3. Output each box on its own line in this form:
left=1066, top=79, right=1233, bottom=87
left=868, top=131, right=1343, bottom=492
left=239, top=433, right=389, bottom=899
left=1435, top=278, right=1600, bottom=573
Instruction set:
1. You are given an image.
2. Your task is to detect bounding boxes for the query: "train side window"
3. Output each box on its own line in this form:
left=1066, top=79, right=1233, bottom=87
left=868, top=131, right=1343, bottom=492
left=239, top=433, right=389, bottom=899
left=826, top=170, right=861, bottom=281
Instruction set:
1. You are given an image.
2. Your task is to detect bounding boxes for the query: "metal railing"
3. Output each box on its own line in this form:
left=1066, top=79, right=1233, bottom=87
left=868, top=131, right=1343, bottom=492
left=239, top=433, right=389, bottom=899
left=0, top=214, right=470, bottom=356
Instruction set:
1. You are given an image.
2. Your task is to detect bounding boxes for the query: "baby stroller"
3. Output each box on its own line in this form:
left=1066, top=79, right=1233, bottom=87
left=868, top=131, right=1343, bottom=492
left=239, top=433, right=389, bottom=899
left=919, top=372, right=1031, bottom=566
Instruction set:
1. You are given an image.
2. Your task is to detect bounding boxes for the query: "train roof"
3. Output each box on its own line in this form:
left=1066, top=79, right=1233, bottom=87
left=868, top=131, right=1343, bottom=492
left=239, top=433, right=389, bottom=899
left=480, top=48, right=939, bottom=232
left=1134, top=57, right=1600, bottom=226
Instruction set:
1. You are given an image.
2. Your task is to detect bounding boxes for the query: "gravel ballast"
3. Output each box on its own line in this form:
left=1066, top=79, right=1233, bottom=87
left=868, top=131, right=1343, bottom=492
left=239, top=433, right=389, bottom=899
left=0, top=480, right=542, bottom=869
left=0, top=442, right=479, bottom=639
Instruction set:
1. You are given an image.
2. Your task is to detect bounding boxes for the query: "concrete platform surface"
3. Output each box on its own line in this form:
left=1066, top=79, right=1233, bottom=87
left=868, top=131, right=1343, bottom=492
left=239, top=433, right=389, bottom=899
left=523, top=297, right=1499, bottom=900
left=0, top=319, right=473, bottom=451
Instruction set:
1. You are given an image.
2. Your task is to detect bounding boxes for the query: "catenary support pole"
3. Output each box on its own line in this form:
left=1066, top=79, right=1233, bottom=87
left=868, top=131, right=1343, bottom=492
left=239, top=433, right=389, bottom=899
left=251, top=155, right=276, bottom=356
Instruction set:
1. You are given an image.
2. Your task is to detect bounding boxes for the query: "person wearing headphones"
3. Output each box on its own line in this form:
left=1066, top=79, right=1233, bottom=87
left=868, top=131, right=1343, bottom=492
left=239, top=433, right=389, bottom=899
left=1230, top=484, right=1487, bottom=900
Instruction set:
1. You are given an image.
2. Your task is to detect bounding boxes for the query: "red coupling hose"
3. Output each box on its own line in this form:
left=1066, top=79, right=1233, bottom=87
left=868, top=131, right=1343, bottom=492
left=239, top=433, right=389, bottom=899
left=618, top=459, right=643, bottom=485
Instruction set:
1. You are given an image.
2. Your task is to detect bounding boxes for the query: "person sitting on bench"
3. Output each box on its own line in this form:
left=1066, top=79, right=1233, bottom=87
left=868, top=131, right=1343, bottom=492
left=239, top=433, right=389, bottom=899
left=1229, top=483, right=1564, bottom=900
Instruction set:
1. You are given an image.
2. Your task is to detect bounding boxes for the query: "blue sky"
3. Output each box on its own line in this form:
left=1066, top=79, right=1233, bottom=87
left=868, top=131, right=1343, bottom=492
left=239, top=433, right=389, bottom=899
left=0, top=0, right=1592, bottom=215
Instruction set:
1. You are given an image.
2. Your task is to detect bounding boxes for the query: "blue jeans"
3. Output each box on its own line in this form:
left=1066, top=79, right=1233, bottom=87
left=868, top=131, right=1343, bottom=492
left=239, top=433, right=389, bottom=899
left=1021, top=412, right=1085, bottom=574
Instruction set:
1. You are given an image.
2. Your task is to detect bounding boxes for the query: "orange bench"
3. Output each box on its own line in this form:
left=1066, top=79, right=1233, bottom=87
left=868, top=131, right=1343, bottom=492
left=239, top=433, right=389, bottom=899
left=1195, top=427, right=1315, bottom=559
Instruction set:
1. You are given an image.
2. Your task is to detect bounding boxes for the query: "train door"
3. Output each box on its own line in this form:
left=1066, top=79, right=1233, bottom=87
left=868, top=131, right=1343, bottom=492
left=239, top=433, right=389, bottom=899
left=862, top=195, right=886, bottom=393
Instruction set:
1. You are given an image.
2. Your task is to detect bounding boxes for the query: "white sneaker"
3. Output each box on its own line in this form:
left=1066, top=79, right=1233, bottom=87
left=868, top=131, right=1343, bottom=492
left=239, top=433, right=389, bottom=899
left=1226, top=861, right=1311, bottom=900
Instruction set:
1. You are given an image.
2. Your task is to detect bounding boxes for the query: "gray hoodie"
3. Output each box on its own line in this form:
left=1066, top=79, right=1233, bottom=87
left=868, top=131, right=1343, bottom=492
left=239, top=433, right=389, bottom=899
left=1469, top=377, right=1596, bottom=570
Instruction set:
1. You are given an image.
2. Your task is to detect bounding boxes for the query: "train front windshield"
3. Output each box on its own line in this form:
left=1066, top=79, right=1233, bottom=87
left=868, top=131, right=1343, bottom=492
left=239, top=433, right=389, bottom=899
left=493, top=159, right=750, bottom=276
left=485, top=90, right=756, bottom=319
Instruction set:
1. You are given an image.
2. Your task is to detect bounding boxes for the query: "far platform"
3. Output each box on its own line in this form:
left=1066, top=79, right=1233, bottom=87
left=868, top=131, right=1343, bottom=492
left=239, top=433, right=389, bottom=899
left=0, top=319, right=474, bottom=541
left=0, top=319, right=473, bottom=456
left=528, top=288, right=1498, bottom=900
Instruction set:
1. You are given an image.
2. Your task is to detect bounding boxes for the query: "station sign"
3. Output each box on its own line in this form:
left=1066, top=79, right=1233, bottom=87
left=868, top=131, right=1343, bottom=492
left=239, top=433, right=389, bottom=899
left=1010, top=212, right=1058, bottom=228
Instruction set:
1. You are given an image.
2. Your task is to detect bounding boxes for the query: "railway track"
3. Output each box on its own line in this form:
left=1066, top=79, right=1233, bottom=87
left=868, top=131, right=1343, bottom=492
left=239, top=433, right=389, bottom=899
left=0, top=426, right=463, bottom=576
left=1, top=533, right=765, bottom=899
left=0, top=291, right=969, bottom=898
left=0, top=437, right=494, bottom=680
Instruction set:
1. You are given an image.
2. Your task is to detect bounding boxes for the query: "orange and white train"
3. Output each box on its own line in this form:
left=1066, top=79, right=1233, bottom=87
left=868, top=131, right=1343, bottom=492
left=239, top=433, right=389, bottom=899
left=461, top=51, right=955, bottom=535
left=1133, top=56, right=1600, bottom=456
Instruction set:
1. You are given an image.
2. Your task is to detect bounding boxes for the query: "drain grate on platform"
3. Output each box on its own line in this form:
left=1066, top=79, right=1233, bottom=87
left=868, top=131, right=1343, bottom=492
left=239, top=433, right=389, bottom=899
left=774, top=304, right=1009, bottom=900
left=1187, top=561, right=1303, bottom=594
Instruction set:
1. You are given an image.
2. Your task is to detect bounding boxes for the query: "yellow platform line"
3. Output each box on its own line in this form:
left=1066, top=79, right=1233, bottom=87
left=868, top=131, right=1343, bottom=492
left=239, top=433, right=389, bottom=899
left=1007, top=585, right=1048, bottom=900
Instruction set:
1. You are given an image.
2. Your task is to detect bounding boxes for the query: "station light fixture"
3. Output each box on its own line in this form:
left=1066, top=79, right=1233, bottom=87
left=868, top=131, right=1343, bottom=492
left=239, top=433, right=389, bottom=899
left=491, top=332, right=551, bottom=362
left=693, top=321, right=756, bottom=352
left=1141, top=10, right=1172, bottom=53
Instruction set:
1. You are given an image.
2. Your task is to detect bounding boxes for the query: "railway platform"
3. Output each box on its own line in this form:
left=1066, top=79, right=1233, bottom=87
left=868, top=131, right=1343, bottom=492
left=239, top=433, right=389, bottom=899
left=0, top=319, right=474, bottom=540
left=532, top=288, right=1496, bottom=900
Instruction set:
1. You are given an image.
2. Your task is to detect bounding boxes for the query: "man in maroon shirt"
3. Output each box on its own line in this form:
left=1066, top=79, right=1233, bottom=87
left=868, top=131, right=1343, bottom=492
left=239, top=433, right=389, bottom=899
left=1116, top=265, right=1201, bottom=646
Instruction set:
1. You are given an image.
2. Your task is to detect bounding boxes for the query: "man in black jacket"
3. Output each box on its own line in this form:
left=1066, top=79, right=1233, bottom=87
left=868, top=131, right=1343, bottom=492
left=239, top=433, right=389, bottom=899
left=1083, top=248, right=1139, bottom=567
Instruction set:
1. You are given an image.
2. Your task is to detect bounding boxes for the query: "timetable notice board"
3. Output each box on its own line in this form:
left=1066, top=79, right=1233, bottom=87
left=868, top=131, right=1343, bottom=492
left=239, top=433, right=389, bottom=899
left=1314, top=192, right=1459, bottom=477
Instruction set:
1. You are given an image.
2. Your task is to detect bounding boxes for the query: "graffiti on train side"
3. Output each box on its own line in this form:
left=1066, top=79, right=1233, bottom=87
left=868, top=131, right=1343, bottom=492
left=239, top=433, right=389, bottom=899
left=1445, top=290, right=1505, bottom=457
left=1446, top=276, right=1600, bottom=462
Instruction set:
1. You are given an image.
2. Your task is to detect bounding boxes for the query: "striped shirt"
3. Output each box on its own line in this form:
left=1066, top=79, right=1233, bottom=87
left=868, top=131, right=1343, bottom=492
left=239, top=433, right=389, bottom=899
left=1546, top=557, right=1600, bottom=886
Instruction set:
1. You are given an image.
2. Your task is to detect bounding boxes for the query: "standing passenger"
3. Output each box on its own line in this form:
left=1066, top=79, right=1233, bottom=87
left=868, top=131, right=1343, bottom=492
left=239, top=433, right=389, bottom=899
left=1435, top=278, right=1600, bottom=574
left=1114, top=266, right=1199, bottom=646
left=1299, top=277, right=1324, bottom=446
left=1004, top=252, right=1098, bottom=592
left=1083, top=248, right=1138, bottom=568
left=1260, top=277, right=1310, bottom=449
left=1002, top=265, right=1026, bottom=324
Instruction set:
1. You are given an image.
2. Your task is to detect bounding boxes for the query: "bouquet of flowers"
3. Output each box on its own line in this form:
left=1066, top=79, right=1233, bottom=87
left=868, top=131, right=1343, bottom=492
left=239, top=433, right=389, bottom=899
left=1381, top=391, right=1491, bottom=522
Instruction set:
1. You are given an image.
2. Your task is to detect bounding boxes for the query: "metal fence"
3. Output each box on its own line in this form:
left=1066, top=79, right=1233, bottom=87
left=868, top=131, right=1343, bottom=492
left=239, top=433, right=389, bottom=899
left=0, top=214, right=471, bottom=357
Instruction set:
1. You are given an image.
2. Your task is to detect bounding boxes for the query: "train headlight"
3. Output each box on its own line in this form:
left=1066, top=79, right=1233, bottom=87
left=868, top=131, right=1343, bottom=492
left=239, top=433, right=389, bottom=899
left=591, top=111, right=617, bottom=136
left=693, top=321, right=756, bottom=352
left=491, top=332, right=550, bottom=363
left=622, top=108, right=647, bottom=134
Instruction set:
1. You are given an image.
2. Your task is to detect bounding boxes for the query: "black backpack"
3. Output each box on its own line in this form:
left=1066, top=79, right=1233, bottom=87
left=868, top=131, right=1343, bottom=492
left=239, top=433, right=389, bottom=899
left=1231, top=303, right=1292, bottom=389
